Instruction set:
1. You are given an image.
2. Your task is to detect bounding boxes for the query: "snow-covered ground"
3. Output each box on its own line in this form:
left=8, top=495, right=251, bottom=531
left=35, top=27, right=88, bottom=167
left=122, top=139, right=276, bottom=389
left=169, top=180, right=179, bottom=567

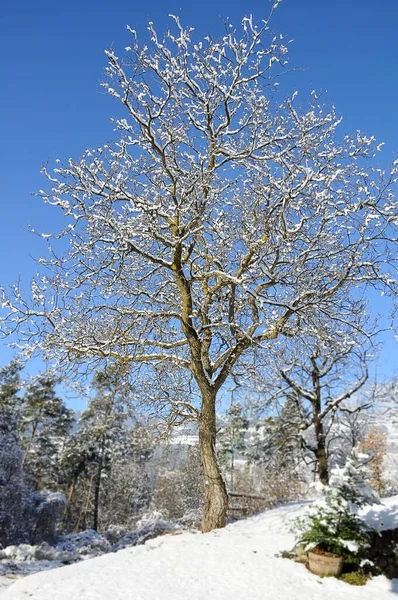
left=1, top=501, right=397, bottom=600
left=0, top=517, right=177, bottom=593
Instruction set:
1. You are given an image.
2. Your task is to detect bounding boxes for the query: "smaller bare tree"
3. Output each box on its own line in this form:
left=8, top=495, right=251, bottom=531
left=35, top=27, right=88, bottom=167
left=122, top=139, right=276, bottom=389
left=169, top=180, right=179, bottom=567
left=274, top=337, right=371, bottom=484
left=359, top=427, right=388, bottom=496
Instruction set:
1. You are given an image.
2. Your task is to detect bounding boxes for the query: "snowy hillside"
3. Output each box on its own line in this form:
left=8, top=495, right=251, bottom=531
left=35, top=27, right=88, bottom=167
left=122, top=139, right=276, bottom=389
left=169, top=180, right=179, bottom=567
left=1, top=502, right=397, bottom=600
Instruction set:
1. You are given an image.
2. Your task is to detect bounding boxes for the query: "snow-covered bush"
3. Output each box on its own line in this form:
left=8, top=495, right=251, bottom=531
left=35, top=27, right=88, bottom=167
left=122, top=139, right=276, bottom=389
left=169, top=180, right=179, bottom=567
left=131, top=513, right=175, bottom=546
left=108, top=514, right=176, bottom=552
left=57, top=529, right=111, bottom=557
left=28, top=492, right=66, bottom=545
left=0, top=434, right=30, bottom=546
left=150, top=446, right=203, bottom=523
left=104, top=524, right=129, bottom=545
left=1, top=541, right=74, bottom=563
left=33, top=542, right=74, bottom=562
left=293, top=452, right=379, bottom=564
left=112, top=531, right=139, bottom=552
left=107, top=515, right=178, bottom=552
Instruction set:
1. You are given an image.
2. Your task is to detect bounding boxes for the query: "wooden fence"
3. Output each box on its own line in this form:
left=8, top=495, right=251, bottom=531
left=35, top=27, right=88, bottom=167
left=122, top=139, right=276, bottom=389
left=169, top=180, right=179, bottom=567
left=228, top=492, right=270, bottom=518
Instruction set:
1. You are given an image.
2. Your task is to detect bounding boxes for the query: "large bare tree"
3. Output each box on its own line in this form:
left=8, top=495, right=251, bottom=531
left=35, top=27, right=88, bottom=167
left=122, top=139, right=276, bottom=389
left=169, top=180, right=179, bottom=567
left=1, top=12, right=397, bottom=530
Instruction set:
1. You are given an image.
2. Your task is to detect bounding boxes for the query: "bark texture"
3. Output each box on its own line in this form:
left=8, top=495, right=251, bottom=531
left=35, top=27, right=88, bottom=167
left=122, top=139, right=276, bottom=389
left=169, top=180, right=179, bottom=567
left=199, top=389, right=228, bottom=532
left=314, top=416, right=329, bottom=485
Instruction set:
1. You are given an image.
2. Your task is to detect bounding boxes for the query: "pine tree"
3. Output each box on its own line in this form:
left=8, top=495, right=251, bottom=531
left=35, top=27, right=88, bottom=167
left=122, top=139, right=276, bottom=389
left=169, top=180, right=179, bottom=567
left=0, top=364, right=69, bottom=545
left=62, top=368, right=133, bottom=531
left=246, top=396, right=303, bottom=503
left=98, top=422, right=155, bottom=529
left=217, top=404, right=249, bottom=490
left=293, top=451, right=379, bottom=564
left=0, top=360, right=28, bottom=545
left=0, top=359, right=23, bottom=435
left=20, top=372, right=73, bottom=490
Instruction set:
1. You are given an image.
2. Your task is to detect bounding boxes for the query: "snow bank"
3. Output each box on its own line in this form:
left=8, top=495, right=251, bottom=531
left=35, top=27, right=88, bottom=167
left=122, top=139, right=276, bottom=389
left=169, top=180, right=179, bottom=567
left=360, top=495, right=398, bottom=532
left=1, top=502, right=396, bottom=600
left=0, top=531, right=110, bottom=568
left=0, top=517, right=176, bottom=576
left=0, top=516, right=179, bottom=593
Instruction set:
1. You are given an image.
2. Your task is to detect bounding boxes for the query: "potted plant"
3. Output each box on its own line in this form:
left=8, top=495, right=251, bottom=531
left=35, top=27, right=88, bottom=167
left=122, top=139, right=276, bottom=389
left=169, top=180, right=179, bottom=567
left=308, top=546, right=344, bottom=577
left=292, top=452, right=378, bottom=577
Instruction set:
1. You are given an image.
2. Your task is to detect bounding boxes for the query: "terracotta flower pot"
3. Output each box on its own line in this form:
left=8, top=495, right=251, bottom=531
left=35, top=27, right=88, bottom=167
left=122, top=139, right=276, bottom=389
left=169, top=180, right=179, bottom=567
left=308, top=549, right=344, bottom=577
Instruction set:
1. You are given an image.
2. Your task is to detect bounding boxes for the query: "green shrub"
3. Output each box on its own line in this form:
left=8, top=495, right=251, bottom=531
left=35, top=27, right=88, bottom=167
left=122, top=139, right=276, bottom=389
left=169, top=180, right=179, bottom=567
left=340, top=571, right=370, bottom=586
left=292, top=451, right=378, bottom=565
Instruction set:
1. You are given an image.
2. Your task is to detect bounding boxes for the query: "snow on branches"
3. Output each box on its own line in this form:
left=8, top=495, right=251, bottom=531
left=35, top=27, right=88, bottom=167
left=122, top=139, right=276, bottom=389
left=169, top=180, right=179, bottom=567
left=0, top=14, right=397, bottom=435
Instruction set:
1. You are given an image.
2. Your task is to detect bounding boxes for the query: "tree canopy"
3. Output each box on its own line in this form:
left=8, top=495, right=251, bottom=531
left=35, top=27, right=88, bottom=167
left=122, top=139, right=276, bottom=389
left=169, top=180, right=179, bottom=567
left=1, top=11, right=397, bottom=530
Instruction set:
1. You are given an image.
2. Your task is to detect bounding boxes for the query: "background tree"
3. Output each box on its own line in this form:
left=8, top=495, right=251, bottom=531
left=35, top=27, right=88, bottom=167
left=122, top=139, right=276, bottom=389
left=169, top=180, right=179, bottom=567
left=62, top=368, right=132, bottom=531
left=218, top=403, right=249, bottom=490
left=1, top=12, right=397, bottom=530
left=269, top=335, right=370, bottom=484
left=330, top=410, right=371, bottom=466
left=150, top=443, right=203, bottom=525
left=0, top=362, right=66, bottom=546
left=0, top=359, right=23, bottom=436
left=359, top=427, right=388, bottom=496
left=20, top=373, right=73, bottom=490
left=97, top=422, right=154, bottom=530
left=245, top=395, right=303, bottom=503
left=0, top=360, right=27, bottom=545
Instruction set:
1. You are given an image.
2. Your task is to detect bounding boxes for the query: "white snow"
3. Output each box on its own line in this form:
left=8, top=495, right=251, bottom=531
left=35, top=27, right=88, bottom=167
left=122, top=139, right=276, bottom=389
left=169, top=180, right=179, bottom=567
left=0, top=579, right=19, bottom=594
left=360, top=495, right=398, bottom=532
left=339, top=540, right=360, bottom=553
left=1, top=502, right=396, bottom=600
left=168, top=433, right=198, bottom=446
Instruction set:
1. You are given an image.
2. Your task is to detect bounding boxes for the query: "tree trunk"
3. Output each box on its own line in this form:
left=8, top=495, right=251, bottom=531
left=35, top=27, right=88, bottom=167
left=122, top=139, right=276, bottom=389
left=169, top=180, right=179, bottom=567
left=93, top=447, right=104, bottom=531
left=63, top=476, right=78, bottom=530
left=199, top=388, right=228, bottom=532
left=21, top=418, right=39, bottom=468
left=314, top=416, right=329, bottom=485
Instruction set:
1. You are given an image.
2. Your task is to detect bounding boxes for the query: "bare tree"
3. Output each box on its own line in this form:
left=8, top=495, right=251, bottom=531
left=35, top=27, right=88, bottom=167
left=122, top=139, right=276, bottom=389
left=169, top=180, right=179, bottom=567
left=1, top=12, right=397, bottom=530
left=279, top=340, right=370, bottom=484
left=329, top=409, right=370, bottom=466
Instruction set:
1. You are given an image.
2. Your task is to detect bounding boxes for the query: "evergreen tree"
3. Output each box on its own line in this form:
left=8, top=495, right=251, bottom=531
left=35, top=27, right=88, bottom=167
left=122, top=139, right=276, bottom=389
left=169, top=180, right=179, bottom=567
left=0, top=360, right=27, bottom=545
left=20, top=373, right=73, bottom=490
left=218, top=404, right=249, bottom=490
left=98, top=422, right=154, bottom=529
left=62, top=368, right=133, bottom=531
left=247, top=394, right=302, bottom=470
left=246, top=396, right=303, bottom=503
left=293, top=451, right=379, bottom=564
left=0, top=359, right=23, bottom=435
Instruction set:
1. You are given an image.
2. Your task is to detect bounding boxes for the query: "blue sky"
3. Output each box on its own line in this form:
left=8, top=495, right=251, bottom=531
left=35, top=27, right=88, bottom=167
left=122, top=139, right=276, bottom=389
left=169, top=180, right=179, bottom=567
left=1, top=0, right=397, bottom=391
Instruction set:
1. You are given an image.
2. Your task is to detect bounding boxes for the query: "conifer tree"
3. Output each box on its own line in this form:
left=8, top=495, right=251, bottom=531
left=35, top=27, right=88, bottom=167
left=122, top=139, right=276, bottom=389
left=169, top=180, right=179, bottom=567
left=0, top=359, right=23, bottom=435
left=21, top=373, right=73, bottom=490
left=62, top=368, right=133, bottom=530
left=218, top=403, right=249, bottom=490
left=0, top=360, right=27, bottom=545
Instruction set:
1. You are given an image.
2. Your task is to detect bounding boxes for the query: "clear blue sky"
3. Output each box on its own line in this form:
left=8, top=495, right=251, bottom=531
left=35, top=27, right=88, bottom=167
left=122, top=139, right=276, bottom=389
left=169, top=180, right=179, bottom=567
left=1, top=0, right=397, bottom=388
